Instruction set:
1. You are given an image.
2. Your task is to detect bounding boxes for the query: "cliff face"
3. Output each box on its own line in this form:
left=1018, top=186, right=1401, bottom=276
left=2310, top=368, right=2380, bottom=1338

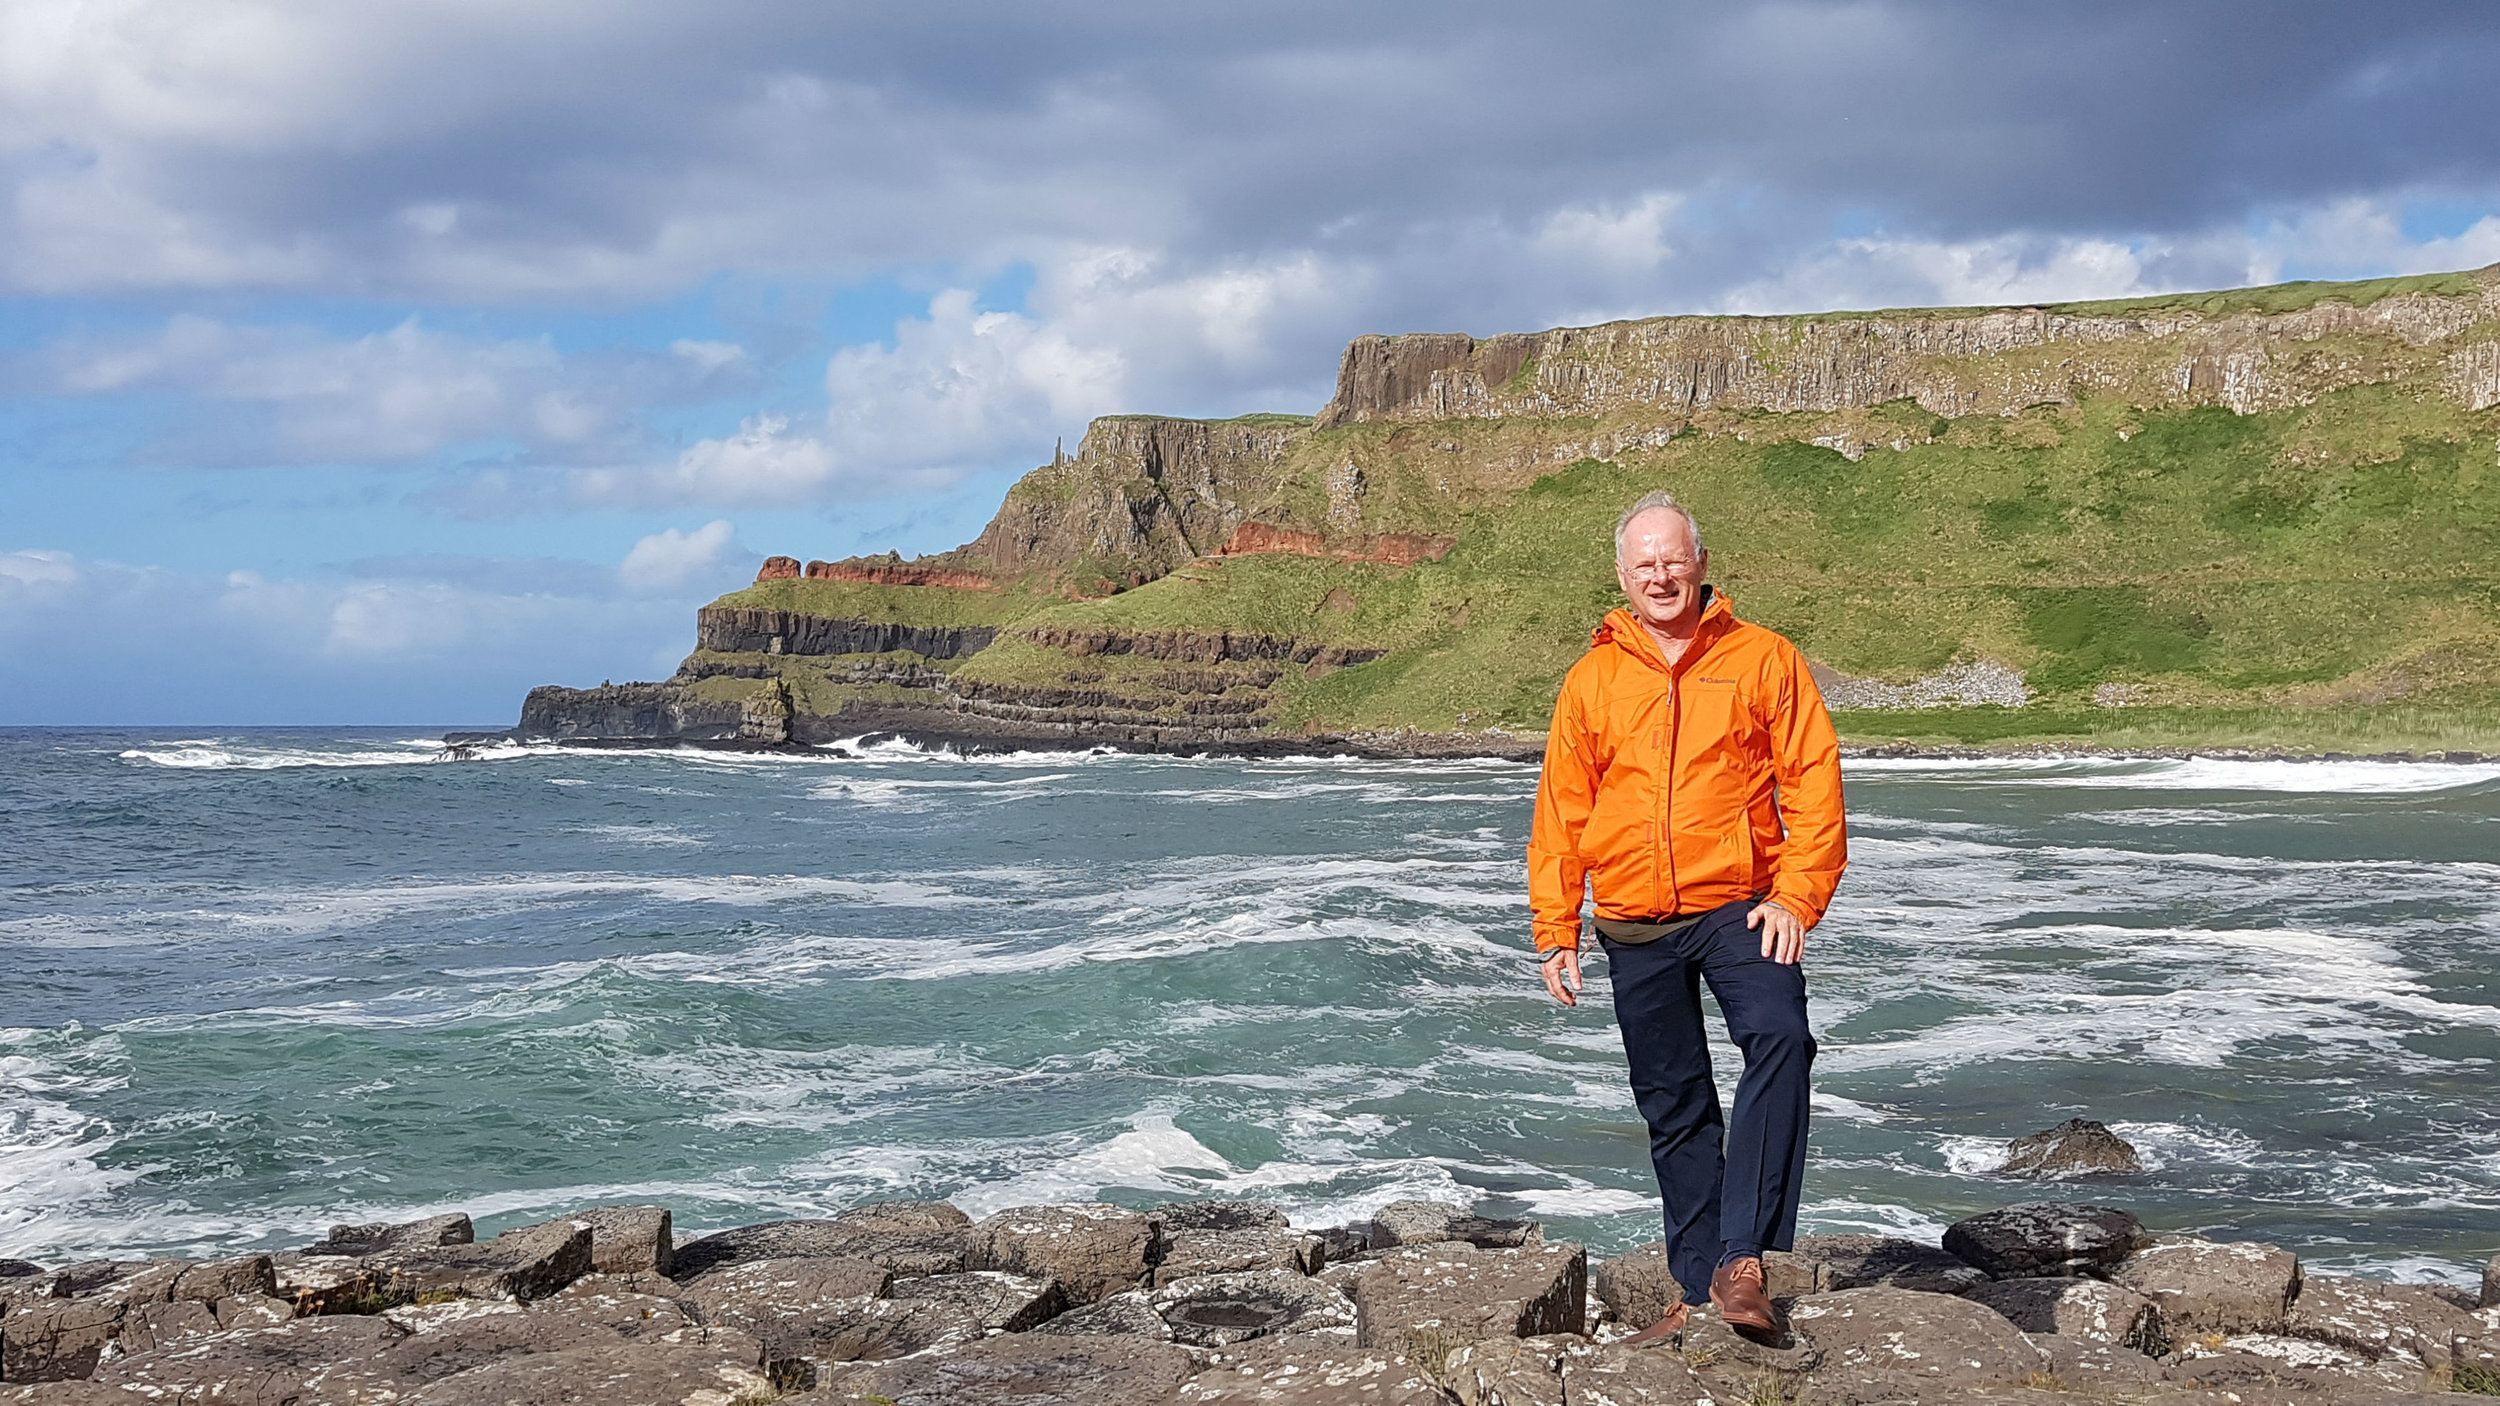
left=930, top=415, right=1311, bottom=589
left=506, top=265, right=2500, bottom=755
left=695, top=607, right=996, bottom=660
left=1317, top=282, right=2500, bottom=425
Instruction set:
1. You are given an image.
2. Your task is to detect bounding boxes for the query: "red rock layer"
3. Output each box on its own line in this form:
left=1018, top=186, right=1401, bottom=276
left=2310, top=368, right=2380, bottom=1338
left=755, top=556, right=803, bottom=581
left=805, top=559, right=996, bottom=591
left=1215, top=522, right=1456, bottom=567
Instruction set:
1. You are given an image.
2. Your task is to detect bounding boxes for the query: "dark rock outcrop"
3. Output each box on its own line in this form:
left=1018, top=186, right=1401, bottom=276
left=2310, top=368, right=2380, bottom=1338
left=1943, top=1202, right=2149, bottom=1278
left=2003, top=1117, right=2143, bottom=1177
left=695, top=606, right=998, bottom=660
left=516, top=681, right=745, bottom=742
left=1779, top=1232, right=1991, bottom=1295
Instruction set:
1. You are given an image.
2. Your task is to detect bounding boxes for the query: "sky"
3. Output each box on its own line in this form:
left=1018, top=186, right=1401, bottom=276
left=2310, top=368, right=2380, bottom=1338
left=4, top=1, right=2499, bottom=724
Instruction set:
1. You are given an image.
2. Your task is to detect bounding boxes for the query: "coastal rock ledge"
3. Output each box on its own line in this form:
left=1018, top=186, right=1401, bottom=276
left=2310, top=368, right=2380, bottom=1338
left=3, top=1197, right=2496, bottom=1405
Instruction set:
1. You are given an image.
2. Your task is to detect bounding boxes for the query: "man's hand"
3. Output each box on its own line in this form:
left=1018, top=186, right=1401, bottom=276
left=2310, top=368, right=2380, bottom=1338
left=1747, top=900, right=1805, bottom=965
left=1541, top=947, right=1583, bottom=1006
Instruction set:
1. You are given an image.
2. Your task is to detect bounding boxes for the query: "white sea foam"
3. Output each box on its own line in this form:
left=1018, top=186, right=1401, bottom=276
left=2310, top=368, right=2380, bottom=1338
left=120, top=741, right=450, bottom=770
left=1845, top=754, right=2500, bottom=794
left=0, top=1032, right=144, bottom=1260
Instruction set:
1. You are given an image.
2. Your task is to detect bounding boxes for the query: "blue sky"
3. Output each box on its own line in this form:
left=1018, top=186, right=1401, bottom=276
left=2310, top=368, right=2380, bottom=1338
left=4, top=1, right=2498, bottom=724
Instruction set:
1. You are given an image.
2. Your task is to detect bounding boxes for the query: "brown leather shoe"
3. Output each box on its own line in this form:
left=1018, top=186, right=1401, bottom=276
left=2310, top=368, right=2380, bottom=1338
left=1710, top=1257, right=1779, bottom=1341
left=1620, top=1300, right=1690, bottom=1347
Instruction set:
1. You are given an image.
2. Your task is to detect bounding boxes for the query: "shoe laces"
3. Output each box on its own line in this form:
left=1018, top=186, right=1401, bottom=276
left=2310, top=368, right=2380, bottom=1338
left=1726, top=1257, right=1764, bottom=1286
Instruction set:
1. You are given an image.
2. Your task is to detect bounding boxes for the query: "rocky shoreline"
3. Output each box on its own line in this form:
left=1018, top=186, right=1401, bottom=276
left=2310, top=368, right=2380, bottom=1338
left=5, top=1190, right=2495, bottom=1405
left=442, top=725, right=2500, bottom=767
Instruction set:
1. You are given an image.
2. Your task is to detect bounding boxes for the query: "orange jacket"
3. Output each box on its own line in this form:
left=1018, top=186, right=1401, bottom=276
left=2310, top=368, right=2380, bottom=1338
left=1529, top=592, right=1848, bottom=952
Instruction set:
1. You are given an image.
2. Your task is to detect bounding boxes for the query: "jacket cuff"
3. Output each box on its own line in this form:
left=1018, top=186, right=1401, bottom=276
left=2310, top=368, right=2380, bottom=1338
left=1767, top=885, right=1825, bottom=928
left=1534, top=920, right=1583, bottom=953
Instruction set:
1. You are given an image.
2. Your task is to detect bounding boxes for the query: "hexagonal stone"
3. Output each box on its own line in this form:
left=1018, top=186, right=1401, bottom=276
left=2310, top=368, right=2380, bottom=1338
left=670, top=1201, right=974, bottom=1281
left=1177, top=1337, right=1443, bottom=1404
left=677, top=1255, right=976, bottom=1365
left=370, top=1218, right=592, bottom=1303
left=2283, top=1273, right=2478, bottom=1369
left=1591, top=1241, right=1686, bottom=1331
left=2109, top=1235, right=2302, bottom=1336
left=1784, top=1285, right=2047, bottom=1401
left=1029, top=1288, right=1172, bottom=1340
left=1444, top=1334, right=1568, bottom=1406
left=1152, top=1200, right=1290, bottom=1233
left=975, top=1203, right=1164, bottom=1306
left=1366, top=1200, right=1540, bottom=1250
left=890, top=1269, right=1067, bottom=1333
left=1351, top=1241, right=1585, bottom=1366
left=306, top=1212, right=475, bottom=1256
left=1965, top=1275, right=2163, bottom=1351
left=89, top=1313, right=415, bottom=1404
left=1786, top=1233, right=1990, bottom=1295
left=1556, top=1338, right=1725, bottom=1406
left=1942, top=1202, right=2148, bottom=1278
left=1152, top=1228, right=1326, bottom=1286
left=400, top=1328, right=806, bottom=1406
left=511, top=1205, right=673, bottom=1279
left=1, top=1296, right=129, bottom=1382
left=824, top=1330, right=1195, bottom=1406
left=1148, top=1270, right=1354, bottom=1347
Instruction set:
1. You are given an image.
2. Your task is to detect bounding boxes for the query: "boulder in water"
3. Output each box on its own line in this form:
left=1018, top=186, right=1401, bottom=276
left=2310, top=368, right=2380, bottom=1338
left=2003, top=1117, right=2142, bottom=1177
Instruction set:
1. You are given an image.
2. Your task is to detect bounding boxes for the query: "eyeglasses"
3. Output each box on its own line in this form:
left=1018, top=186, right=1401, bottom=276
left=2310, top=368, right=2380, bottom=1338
left=1621, top=559, right=1701, bottom=580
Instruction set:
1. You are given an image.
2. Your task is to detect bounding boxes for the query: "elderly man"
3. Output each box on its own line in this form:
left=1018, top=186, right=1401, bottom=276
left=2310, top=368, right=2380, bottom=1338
left=1530, top=489, right=1848, bottom=1343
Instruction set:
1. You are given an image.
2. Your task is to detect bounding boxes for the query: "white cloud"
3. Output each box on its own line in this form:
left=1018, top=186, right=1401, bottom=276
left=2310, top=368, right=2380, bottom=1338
left=0, top=549, right=79, bottom=587
left=618, top=520, right=739, bottom=593
left=1720, top=234, right=2155, bottom=315
left=0, top=545, right=700, bottom=723
left=670, top=339, right=747, bottom=374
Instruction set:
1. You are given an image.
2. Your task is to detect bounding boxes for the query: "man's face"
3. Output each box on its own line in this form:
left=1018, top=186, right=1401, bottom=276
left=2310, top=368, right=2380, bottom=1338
left=1615, top=510, right=1708, bottom=632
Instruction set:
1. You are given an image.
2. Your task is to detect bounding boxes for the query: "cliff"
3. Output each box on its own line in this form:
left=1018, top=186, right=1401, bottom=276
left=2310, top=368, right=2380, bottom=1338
left=507, top=265, right=2500, bottom=756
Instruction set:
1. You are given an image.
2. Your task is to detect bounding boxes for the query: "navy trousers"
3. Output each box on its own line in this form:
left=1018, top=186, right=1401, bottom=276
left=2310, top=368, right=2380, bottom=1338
left=1599, top=898, right=1816, bottom=1306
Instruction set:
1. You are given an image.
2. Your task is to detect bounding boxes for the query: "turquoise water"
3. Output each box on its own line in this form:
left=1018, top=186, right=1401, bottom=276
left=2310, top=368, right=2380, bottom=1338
left=2, top=730, right=2496, bottom=1286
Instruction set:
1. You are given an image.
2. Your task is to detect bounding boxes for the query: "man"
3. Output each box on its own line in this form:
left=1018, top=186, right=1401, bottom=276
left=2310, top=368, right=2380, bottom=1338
left=1529, top=489, right=1848, bottom=1344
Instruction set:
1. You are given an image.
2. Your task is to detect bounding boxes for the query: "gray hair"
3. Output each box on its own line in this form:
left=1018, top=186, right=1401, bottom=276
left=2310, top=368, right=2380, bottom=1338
left=1614, top=490, right=1705, bottom=558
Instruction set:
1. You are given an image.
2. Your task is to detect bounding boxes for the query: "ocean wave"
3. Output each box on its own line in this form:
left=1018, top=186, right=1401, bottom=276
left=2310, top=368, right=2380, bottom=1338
left=0, top=1031, right=144, bottom=1261
left=120, top=739, right=451, bottom=770
left=1845, top=754, right=2500, bottom=794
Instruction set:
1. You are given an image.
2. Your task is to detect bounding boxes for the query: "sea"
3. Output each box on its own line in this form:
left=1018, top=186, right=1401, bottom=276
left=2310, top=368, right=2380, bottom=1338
left=2, top=728, right=2496, bottom=1287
